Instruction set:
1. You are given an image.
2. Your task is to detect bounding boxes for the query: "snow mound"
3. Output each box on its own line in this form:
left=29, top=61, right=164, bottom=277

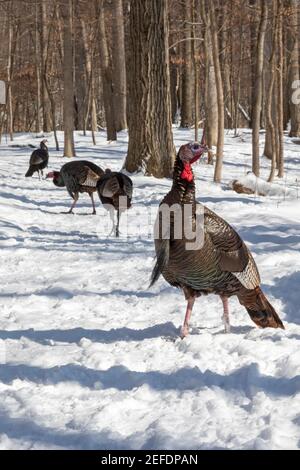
left=231, top=172, right=294, bottom=198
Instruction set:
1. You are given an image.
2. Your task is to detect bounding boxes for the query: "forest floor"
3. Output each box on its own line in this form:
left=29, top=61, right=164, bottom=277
left=0, top=128, right=299, bottom=449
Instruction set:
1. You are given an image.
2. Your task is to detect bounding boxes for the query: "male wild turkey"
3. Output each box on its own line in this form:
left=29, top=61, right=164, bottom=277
left=46, top=160, right=104, bottom=214
left=25, top=139, right=49, bottom=179
left=97, top=169, right=133, bottom=237
left=151, top=142, right=284, bottom=337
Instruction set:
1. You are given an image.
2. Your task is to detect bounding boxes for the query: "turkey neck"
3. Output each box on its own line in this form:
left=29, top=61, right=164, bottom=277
left=169, top=156, right=196, bottom=207
left=53, top=173, right=65, bottom=187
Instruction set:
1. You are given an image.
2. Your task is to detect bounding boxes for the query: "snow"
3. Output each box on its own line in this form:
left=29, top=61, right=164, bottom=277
left=231, top=171, right=296, bottom=198
left=0, top=128, right=299, bottom=450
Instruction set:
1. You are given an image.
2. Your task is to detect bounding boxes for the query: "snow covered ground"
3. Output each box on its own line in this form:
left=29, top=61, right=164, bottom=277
left=0, top=128, right=299, bottom=450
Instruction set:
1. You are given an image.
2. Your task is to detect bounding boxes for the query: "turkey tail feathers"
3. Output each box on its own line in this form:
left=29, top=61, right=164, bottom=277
left=239, top=287, right=284, bottom=329
left=25, top=166, right=35, bottom=177
left=150, top=239, right=169, bottom=287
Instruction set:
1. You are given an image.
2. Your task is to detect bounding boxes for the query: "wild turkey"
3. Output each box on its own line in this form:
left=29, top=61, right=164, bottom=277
left=46, top=160, right=104, bottom=214
left=25, top=139, right=49, bottom=179
left=150, top=142, right=284, bottom=337
left=97, top=169, right=133, bottom=237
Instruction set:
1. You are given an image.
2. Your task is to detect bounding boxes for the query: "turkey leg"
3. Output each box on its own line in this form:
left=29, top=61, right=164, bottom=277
left=220, top=295, right=230, bottom=333
left=66, top=194, right=79, bottom=214
left=181, top=297, right=195, bottom=338
left=116, top=209, right=120, bottom=237
left=108, top=208, right=115, bottom=235
left=90, top=193, right=96, bottom=215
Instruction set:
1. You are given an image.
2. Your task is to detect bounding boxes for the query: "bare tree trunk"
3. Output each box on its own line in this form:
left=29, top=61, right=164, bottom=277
left=110, top=0, right=127, bottom=131
left=201, top=1, right=218, bottom=153
left=277, top=0, right=284, bottom=178
left=209, top=1, right=224, bottom=183
left=40, top=0, right=52, bottom=132
left=191, top=0, right=199, bottom=141
left=249, top=0, right=257, bottom=126
left=266, top=1, right=278, bottom=182
left=251, top=0, right=268, bottom=177
left=288, top=0, right=300, bottom=137
left=220, top=2, right=232, bottom=129
left=233, top=17, right=244, bottom=133
left=125, top=0, right=175, bottom=177
left=98, top=0, right=116, bottom=141
left=169, top=47, right=179, bottom=123
left=90, top=71, right=97, bottom=145
left=61, top=0, right=75, bottom=157
left=180, top=0, right=193, bottom=128
left=35, top=0, right=41, bottom=134
left=80, top=17, right=97, bottom=144
left=6, top=5, right=13, bottom=141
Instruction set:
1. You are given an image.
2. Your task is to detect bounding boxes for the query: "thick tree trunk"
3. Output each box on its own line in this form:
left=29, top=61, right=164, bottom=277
left=249, top=0, right=257, bottom=127
left=180, top=0, right=193, bottom=128
left=98, top=0, right=116, bottom=141
left=40, top=0, right=52, bottom=132
left=125, top=0, right=175, bottom=177
left=252, top=0, right=268, bottom=177
left=110, top=0, right=127, bottom=131
left=61, top=0, right=75, bottom=157
left=265, top=2, right=277, bottom=182
left=288, top=0, right=300, bottom=137
left=6, top=9, right=13, bottom=141
left=35, top=1, right=41, bottom=134
left=277, top=0, right=284, bottom=178
left=209, top=1, right=224, bottom=183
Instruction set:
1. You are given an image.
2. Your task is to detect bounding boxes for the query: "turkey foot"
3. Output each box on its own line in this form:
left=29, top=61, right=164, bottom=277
left=220, top=296, right=230, bottom=333
left=180, top=324, right=190, bottom=339
left=60, top=210, right=75, bottom=214
left=181, top=297, right=196, bottom=338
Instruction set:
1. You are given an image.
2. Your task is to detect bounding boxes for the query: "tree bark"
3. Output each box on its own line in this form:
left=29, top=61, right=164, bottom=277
left=98, top=0, right=117, bottom=141
left=6, top=5, right=13, bottom=141
left=80, top=17, right=97, bottom=143
left=276, top=0, right=284, bottom=178
left=40, top=0, right=52, bottom=132
left=201, top=2, right=218, bottom=150
left=35, top=0, right=41, bottom=134
left=169, top=47, right=179, bottom=124
left=209, top=1, right=224, bottom=183
left=191, top=0, right=199, bottom=142
left=288, top=0, right=300, bottom=137
left=110, top=0, right=127, bottom=131
left=251, top=0, right=268, bottom=177
left=125, top=0, right=175, bottom=177
left=61, top=0, right=75, bottom=157
left=180, top=0, right=193, bottom=128
left=265, top=1, right=277, bottom=182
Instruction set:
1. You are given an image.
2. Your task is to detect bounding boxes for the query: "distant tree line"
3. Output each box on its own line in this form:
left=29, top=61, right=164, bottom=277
left=0, top=0, right=299, bottom=182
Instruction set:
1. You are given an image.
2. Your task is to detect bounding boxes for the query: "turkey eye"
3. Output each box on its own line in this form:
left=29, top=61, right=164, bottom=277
left=193, top=144, right=200, bottom=150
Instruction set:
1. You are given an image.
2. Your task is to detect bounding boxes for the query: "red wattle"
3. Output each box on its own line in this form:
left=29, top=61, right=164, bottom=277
left=180, top=162, right=194, bottom=182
